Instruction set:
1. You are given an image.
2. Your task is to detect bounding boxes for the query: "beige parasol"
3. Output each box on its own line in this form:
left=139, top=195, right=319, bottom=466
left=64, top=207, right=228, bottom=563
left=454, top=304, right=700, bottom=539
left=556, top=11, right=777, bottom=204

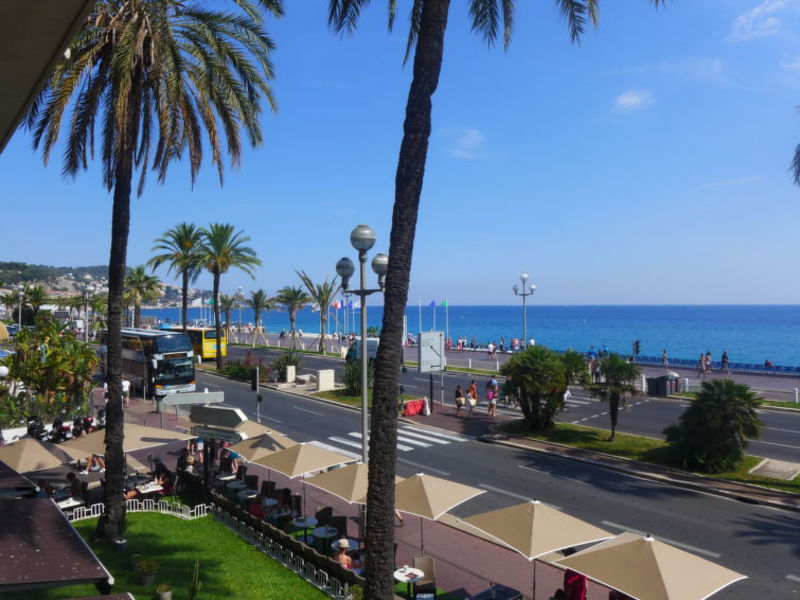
left=393, top=473, right=485, bottom=555
left=0, top=437, right=91, bottom=473
left=253, top=442, right=355, bottom=478
left=460, top=500, right=612, bottom=560
left=305, top=462, right=403, bottom=504
left=231, top=429, right=297, bottom=462
left=554, top=531, right=747, bottom=600
left=61, top=423, right=193, bottom=455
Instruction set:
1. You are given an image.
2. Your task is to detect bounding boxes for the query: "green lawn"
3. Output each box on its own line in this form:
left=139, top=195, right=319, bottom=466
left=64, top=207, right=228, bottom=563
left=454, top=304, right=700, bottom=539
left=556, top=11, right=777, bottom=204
left=313, top=389, right=419, bottom=408
left=501, top=421, right=800, bottom=495
left=6, top=513, right=329, bottom=600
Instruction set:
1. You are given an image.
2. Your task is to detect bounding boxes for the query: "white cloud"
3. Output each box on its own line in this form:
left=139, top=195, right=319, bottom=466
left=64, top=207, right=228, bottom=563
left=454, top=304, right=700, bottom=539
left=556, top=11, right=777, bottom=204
left=442, top=128, right=486, bottom=160
left=603, top=59, right=726, bottom=84
left=614, top=90, right=654, bottom=113
left=781, top=56, right=800, bottom=70
left=702, top=175, right=760, bottom=188
left=727, top=0, right=788, bottom=42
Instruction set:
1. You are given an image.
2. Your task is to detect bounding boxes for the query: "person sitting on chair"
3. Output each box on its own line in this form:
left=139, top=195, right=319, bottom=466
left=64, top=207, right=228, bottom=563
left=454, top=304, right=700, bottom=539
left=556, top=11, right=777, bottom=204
left=79, top=454, right=106, bottom=475
left=333, top=539, right=361, bottom=570
left=248, top=495, right=266, bottom=519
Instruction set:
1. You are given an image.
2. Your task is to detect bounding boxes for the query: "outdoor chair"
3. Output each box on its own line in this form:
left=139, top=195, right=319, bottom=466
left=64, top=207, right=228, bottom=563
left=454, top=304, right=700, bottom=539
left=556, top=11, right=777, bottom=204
left=413, top=556, right=437, bottom=599
left=329, top=515, right=348, bottom=539
left=236, top=464, right=248, bottom=481
left=291, top=494, right=303, bottom=515
left=245, top=474, right=259, bottom=492
left=315, top=506, right=333, bottom=527
left=260, top=480, right=276, bottom=498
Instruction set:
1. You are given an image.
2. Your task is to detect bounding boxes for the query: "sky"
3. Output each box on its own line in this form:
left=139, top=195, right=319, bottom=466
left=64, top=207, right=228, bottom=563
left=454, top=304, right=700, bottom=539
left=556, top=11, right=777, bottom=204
left=3, top=0, right=800, bottom=305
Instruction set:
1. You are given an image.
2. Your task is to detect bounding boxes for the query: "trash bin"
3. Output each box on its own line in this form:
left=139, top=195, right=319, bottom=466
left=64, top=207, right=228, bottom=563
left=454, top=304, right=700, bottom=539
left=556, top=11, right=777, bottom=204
left=646, top=377, right=658, bottom=395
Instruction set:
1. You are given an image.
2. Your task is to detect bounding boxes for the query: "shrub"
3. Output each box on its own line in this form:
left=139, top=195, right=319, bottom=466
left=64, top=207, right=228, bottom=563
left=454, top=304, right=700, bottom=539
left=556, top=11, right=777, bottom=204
left=342, top=358, right=374, bottom=396
left=272, top=351, right=302, bottom=381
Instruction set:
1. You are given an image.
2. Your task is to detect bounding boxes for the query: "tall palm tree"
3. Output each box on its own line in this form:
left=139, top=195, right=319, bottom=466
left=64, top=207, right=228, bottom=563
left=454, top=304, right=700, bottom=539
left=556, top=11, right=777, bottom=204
left=26, top=0, right=281, bottom=541
left=199, top=224, right=261, bottom=369
left=218, top=293, right=237, bottom=343
left=297, top=270, right=339, bottom=353
left=326, top=2, right=664, bottom=595
left=24, top=285, right=50, bottom=318
left=274, top=286, right=311, bottom=349
left=587, top=353, right=641, bottom=441
left=500, top=345, right=566, bottom=429
left=148, top=223, right=203, bottom=332
left=124, top=266, right=161, bottom=328
left=247, top=289, right=273, bottom=347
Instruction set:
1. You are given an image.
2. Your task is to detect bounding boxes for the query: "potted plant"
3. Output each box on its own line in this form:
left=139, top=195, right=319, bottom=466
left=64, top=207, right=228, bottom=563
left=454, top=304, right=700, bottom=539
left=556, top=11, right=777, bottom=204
left=129, top=553, right=143, bottom=571
left=156, top=582, right=173, bottom=600
left=137, top=560, right=158, bottom=586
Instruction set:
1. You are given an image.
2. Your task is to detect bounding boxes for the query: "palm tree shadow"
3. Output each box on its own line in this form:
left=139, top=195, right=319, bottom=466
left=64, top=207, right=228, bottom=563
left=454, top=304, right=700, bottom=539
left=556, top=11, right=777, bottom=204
left=732, top=512, right=800, bottom=559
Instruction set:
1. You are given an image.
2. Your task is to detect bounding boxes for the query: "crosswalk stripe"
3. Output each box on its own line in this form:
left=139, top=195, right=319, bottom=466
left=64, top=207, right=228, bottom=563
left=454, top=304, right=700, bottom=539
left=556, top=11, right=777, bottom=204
left=396, top=429, right=449, bottom=445
left=566, top=399, right=591, bottom=405
left=396, top=436, right=433, bottom=448
left=308, top=440, right=361, bottom=460
left=329, top=436, right=364, bottom=450
left=400, top=425, right=466, bottom=442
left=348, top=432, right=414, bottom=452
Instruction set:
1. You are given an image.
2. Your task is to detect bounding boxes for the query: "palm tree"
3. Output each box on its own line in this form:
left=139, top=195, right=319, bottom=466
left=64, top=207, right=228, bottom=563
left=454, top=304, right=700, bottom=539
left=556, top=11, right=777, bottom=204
left=148, top=223, right=203, bottom=332
left=247, top=289, right=273, bottom=347
left=297, top=270, right=339, bottom=353
left=199, top=224, right=261, bottom=369
left=560, top=349, right=590, bottom=387
left=664, top=379, right=763, bottom=473
left=24, top=285, right=50, bottom=318
left=274, top=286, right=311, bottom=349
left=500, top=345, right=566, bottom=429
left=89, top=294, right=108, bottom=334
left=587, top=353, right=641, bottom=441
left=124, top=266, right=161, bottom=328
left=326, top=2, right=664, bottom=594
left=218, top=294, right=237, bottom=343
left=26, top=0, right=281, bottom=541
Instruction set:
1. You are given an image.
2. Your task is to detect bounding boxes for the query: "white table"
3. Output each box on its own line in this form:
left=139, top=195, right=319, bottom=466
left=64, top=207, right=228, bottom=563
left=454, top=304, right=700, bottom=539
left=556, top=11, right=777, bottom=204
left=136, top=482, right=163, bottom=495
left=292, top=516, right=318, bottom=545
left=262, top=497, right=278, bottom=508
left=216, top=474, right=236, bottom=482
left=56, top=497, right=85, bottom=510
left=393, top=566, right=424, bottom=599
left=237, top=489, right=258, bottom=503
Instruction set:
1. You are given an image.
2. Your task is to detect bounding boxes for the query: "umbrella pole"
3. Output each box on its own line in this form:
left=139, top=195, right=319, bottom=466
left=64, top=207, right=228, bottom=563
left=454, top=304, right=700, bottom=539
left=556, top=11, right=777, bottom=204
left=420, top=516, right=424, bottom=556
left=531, top=560, right=536, bottom=600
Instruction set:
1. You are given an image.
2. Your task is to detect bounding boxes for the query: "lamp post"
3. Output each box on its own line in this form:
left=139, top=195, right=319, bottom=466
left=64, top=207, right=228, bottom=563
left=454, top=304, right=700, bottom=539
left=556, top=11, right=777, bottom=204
left=336, top=224, right=388, bottom=464
left=237, top=285, right=243, bottom=331
left=16, top=284, right=23, bottom=328
left=83, top=279, right=95, bottom=343
left=512, top=271, right=536, bottom=348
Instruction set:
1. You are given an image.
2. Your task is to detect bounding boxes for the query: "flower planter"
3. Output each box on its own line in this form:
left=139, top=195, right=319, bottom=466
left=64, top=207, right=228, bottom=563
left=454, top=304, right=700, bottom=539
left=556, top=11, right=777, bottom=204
left=112, top=538, right=128, bottom=552
left=141, top=573, right=155, bottom=587
left=156, top=588, right=173, bottom=600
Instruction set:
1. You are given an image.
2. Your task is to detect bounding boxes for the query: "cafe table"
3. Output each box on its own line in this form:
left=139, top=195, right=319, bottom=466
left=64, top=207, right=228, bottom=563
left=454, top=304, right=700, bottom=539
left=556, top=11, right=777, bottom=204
left=393, top=565, right=424, bottom=599
left=292, top=516, right=318, bottom=545
left=311, top=525, right=338, bottom=554
left=470, top=584, right=522, bottom=600
left=56, top=497, right=85, bottom=511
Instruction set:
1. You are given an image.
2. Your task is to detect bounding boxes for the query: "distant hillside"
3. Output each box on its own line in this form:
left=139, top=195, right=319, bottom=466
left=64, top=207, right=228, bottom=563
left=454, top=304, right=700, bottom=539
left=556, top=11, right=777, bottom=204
left=0, top=262, right=109, bottom=285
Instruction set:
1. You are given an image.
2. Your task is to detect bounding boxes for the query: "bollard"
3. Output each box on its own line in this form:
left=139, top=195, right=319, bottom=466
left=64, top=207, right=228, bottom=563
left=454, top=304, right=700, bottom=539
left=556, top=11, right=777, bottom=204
left=795, top=388, right=799, bottom=404
left=468, top=358, right=472, bottom=370
left=204, top=387, right=209, bottom=393
left=640, top=374, right=646, bottom=393
left=496, top=360, right=500, bottom=372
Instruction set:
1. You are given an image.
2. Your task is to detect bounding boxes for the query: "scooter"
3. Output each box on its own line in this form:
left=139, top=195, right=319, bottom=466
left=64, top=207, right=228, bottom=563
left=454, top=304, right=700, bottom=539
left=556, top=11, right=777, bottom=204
left=26, top=416, right=49, bottom=441
left=48, top=417, right=72, bottom=443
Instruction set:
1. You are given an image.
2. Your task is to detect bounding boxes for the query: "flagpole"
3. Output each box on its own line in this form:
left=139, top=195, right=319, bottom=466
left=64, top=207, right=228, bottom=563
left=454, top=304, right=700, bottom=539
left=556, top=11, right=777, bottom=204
left=433, top=302, right=436, bottom=332
left=445, top=297, right=449, bottom=340
left=418, top=298, right=422, bottom=334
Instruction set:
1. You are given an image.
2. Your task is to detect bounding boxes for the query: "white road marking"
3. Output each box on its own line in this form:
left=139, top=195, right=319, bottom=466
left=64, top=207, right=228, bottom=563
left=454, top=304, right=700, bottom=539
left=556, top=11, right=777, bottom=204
left=764, top=426, right=800, bottom=434
left=397, top=458, right=450, bottom=477
left=571, top=420, right=580, bottom=424
left=478, top=484, right=532, bottom=502
left=293, top=406, right=324, bottom=416
left=581, top=418, right=590, bottom=422
left=400, top=425, right=466, bottom=442
left=566, top=399, right=591, bottom=406
left=396, top=436, right=433, bottom=448
left=308, top=440, right=361, bottom=461
left=601, top=521, right=721, bottom=558
left=257, top=415, right=283, bottom=424
left=518, top=465, right=548, bottom=475
left=749, top=439, right=800, bottom=450
left=349, top=432, right=414, bottom=452
left=328, top=436, right=364, bottom=450
left=600, top=412, right=608, bottom=416
left=399, top=428, right=456, bottom=445
left=787, top=574, right=800, bottom=583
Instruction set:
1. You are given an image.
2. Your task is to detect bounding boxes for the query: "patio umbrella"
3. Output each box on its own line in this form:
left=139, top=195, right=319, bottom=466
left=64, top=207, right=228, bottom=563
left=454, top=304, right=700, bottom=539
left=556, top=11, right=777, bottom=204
left=62, top=423, right=193, bottom=455
left=393, top=473, right=485, bottom=555
left=231, top=430, right=297, bottom=462
left=253, top=443, right=356, bottom=515
left=305, top=462, right=403, bottom=504
left=460, top=500, right=612, bottom=598
left=0, top=438, right=91, bottom=473
left=554, top=532, right=747, bottom=600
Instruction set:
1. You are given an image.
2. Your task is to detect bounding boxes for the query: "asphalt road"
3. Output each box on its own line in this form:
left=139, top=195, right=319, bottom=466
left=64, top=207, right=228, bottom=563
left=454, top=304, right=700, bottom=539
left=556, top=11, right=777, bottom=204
left=196, top=369, right=800, bottom=599
left=227, top=346, right=800, bottom=464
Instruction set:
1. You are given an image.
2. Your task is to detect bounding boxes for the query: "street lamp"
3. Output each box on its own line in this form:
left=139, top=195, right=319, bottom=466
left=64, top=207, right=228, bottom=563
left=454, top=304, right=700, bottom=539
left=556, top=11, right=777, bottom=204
left=83, top=277, right=95, bottom=343
left=237, top=285, right=243, bottom=330
left=512, top=271, right=536, bottom=348
left=16, top=284, right=23, bottom=328
left=335, top=224, right=388, bottom=464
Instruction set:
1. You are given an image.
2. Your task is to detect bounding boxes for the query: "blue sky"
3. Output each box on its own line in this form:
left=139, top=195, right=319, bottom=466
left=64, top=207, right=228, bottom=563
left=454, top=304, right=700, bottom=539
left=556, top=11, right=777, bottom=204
left=3, top=0, right=800, bottom=305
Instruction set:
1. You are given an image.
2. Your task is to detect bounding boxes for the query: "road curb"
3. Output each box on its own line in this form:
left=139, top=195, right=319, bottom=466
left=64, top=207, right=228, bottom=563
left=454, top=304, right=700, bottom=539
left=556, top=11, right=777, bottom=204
left=477, top=433, right=800, bottom=514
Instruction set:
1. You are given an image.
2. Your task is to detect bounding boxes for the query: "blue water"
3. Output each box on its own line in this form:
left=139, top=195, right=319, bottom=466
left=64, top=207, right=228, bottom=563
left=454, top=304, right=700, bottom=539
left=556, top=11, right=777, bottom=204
left=140, top=304, right=800, bottom=367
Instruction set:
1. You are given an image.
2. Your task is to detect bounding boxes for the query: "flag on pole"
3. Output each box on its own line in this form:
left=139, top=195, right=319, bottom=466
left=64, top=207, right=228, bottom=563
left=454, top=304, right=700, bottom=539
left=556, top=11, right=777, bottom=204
left=441, top=299, right=448, bottom=307
left=352, top=300, right=361, bottom=310
left=348, top=300, right=353, bottom=309
left=429, top=299, right=436, bottom=307
left=311, top=303, right=320, bottom=312
left=333, top=301, right=340, bottom=310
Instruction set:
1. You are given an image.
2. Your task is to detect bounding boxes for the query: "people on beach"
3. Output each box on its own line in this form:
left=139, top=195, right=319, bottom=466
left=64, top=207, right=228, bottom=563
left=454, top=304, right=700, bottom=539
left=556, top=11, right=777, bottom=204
left=662, top=349, right=668, bottom=369
left=721, top=350, right=730, bottom=373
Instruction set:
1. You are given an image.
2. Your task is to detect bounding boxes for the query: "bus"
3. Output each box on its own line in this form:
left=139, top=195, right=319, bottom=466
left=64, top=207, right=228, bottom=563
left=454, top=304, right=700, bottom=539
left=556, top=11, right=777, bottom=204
left=175, top=326, right=227, bottom=360
left=99, top=328, right=196, bottom=399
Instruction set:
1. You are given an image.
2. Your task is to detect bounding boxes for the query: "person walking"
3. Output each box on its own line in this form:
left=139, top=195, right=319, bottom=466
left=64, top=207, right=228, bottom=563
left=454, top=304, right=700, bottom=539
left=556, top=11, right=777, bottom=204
left=721, top=350, right=730, bottom=373
left=697, top=353, right=705, bottom=378
left=467, top=380, right=478, bottom=417
left=121, top=376, right=131, bottom=407
left=661, top=349, right=668, bottom=370
left=705, top=351, right=712, bottom=375
left=485, top=380, right=496, bottom=417
left=563, top=388, right=572, bottom=412
left=454, top=385, right=465, bottom=418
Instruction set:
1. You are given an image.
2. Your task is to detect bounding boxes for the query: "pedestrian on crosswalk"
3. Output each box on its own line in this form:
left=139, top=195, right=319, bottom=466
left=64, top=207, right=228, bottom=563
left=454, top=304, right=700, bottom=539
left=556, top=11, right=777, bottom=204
left=467, top=381, right=478, bottom=417
left=454, top=385, right=466, bottom=418
left=563, top=389, right=572, bottom=412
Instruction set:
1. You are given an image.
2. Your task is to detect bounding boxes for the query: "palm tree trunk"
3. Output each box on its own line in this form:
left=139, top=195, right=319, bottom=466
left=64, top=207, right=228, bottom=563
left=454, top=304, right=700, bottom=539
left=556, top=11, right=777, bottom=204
left=134, top=302, right=141, bottom=328
left=103, top=79, right=142, bottom=541
left=253, top=309, right=260, bottom=348
left=366, top=2, right=450, bottom=598
left=213, top=273, right=222, bottom=370
left=609, top=395, right=619, bottom=441
left=320, top=313, right=326, bottom=353
left=181, top=271, right=189, bottom=332
left=290, top=309, right=296, bottom=350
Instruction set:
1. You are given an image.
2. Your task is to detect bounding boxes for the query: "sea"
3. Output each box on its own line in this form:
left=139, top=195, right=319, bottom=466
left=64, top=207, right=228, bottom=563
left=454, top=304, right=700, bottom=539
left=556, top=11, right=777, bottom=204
left=141, top=304, right=800, bottom=368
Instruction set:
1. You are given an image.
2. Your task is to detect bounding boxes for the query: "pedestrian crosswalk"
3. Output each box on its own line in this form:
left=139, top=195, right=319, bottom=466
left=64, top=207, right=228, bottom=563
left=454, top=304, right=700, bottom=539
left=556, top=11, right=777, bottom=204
left=309, top=425, right=466, bottom=459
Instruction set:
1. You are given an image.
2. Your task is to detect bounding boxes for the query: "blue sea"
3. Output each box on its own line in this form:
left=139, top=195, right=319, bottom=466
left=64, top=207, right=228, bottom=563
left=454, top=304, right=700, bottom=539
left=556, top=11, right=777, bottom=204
left=140, top=304, right=800, bottom=367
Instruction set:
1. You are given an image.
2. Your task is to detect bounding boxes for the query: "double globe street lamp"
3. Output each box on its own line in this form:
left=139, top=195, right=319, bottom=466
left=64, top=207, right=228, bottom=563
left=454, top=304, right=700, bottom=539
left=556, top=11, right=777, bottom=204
left=16, top=284, right=23, bottom=328
left=513, top=271, right=536, bottom=349
left=335, top=224, right=388, bottom=464
left=82, top=275, right=95, bottom=343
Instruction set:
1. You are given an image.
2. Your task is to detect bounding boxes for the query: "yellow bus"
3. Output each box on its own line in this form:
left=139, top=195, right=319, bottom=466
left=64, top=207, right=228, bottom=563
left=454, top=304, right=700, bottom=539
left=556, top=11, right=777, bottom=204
left=179, top=327, right=227, bottom=360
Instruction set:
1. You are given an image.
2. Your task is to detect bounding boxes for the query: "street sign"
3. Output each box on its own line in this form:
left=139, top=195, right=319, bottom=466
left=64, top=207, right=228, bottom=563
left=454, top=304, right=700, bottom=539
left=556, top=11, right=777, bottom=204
left=189, top=425, right=243, bottom=443
left=418, top=331, right=445, bottom=373
left=189, top=405, right=247, bottom=428
left=160, top=391, right=224, bottom=406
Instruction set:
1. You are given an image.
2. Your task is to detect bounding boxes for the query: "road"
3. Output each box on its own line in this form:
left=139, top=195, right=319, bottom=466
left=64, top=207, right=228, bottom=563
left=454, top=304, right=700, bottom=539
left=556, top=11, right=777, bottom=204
left=226, top=345, right=800, bottom=464
left=195, top=368, right=800, bottom=599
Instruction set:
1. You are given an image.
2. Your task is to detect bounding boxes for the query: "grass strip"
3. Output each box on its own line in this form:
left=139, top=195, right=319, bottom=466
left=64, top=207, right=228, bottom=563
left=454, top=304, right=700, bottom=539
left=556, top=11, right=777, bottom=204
left=313, top=389, right=418, bottom=408
left=4, top=513, right=329, bottom=600
left=500, top=421, right=800, bottom=495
